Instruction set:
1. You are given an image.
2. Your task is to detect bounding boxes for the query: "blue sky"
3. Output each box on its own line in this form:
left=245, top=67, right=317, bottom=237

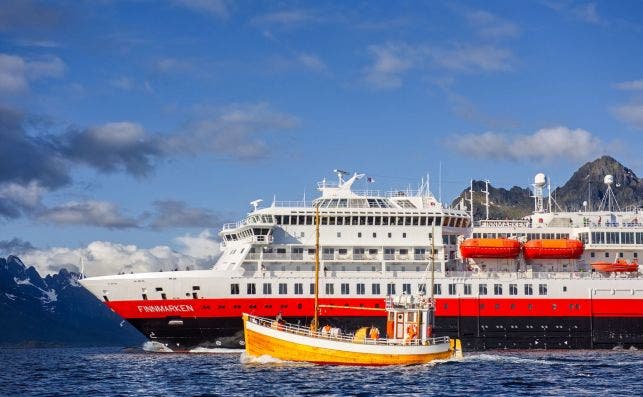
left=0, top=1, right=642, bottom=274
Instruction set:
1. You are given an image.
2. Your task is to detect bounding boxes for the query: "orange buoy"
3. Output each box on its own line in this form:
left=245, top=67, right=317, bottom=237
left=460, top=238, right=521, bottom=259
left=523, top=239, right=584, bottom=260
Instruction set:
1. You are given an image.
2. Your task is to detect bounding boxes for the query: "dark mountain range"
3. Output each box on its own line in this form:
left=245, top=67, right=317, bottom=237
left=0, top=255, right=144, bottom=347
left=452, top=156, right=642, bottom=220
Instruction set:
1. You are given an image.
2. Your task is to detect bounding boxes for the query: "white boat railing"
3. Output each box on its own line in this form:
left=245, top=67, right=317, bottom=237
left=247, top=314, right=450, bottom=346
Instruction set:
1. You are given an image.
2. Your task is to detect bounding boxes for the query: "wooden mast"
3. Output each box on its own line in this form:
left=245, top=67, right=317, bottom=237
left=428, top=221, right=436, bottom=337
left=312, top=203, right=321, bottom=332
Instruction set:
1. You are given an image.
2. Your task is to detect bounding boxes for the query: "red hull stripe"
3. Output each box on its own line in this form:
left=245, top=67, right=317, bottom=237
left=107, top=297, right=643, bottom=319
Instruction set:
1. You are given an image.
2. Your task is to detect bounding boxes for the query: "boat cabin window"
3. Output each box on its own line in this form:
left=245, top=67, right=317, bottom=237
left=524, top=284, right=533, bottom=296
left=509, top=284, right=517, bottom=295
left=247, top=283, right=256, bottom=295
left=448, top=284, right=456, bottom=295
left=262, top=283, right=271, bottom=295
left=478, top=284, right=487, bottom=295
left=142, top=293, right=148, bottom=300
left=463, top=284, right=472, bottom=295
left=372, top=283, right=381, bottom=295
left=356, top=283, right=365, bottom=295
left=161, top=293, right=167, bottom=300
left=294, top=283, right=303, bottom=295
left=407, top=312, right=416, bottom=322
left=310, top=283, right=315, bottom=294
left=387, top=283, right=396, bottom=295
left=494, top=284, right=503, bottom=295
left=278, top=283, right=288, bottom=295
left=325, top=283, right=334, bottom=295
left=155, top=287, right=163, bottom=291
left=231, top=284, right=240, bottom=295
left=402, top=283, right=411, bottom=294
left=538, top=284, right=547, bottom=295
left=341, top=283, right=350, bottom=295
left=433, top=284, right=441, bottom=295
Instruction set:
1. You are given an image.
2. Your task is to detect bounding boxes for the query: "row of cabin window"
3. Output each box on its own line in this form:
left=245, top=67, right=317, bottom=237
left=275, top=215, right=469, bottom=228
left=230, top=282, right=549, bottom=296
left=589, top=251, right=638, bottom=259
left=584, top=232, right=643, bottom=245
left=257, top=247, right=437, bottom=255
left=472, top=232, right=570, bottom=239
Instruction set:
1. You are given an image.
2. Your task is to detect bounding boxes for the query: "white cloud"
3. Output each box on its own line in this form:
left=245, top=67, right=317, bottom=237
left=154, top=58, right=192, bottom=74
left=464, top=9, right=520, bottom=39
left=0, top=181, right=46, bottom=218
left=612, top=104, right=643, bottom=130
left=19, top=239, right=216, bottom=277
left=297, top=53, right=327, bottom=73
left=572, top=2, right=601, bottom=25
left=0, top=53, right=65, bottom=94
left=175, top=229, right=220, bottom=259
left=251, top=10, right=314, bottom=27
left=430, top=44, right=513, bottom=72
left=613, top=79, right=643, bottom=91
left=109, top=76, right=133, bottom=90
left=449, top=126, right=603, bottom=161
left=364, top=43, right=415, bottom=89
left=38, top=200, right=139, bottom=229
left=173, top=0, right=229, bottom=19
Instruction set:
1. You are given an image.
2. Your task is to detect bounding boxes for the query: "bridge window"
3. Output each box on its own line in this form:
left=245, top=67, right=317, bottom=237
left=231, top=284, right=240, bottom=295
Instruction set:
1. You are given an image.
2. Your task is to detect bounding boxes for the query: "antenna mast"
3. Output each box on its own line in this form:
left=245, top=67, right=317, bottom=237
left=468, top=180, right=474, bottom=224
left=483, top=180, right=490, bottom=220
left=312, top=204, right=320, bottom=332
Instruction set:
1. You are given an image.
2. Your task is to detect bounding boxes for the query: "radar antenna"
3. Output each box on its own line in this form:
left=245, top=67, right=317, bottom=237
left=598, top=175, right=621, bottom=212
left=250, top=199, right=263, bottom=212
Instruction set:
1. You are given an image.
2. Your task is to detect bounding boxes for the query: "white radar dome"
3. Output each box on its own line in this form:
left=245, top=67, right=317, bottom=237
left=604, top=175, right=613, bottom=185
left=534, top=173, right=547, bottom=187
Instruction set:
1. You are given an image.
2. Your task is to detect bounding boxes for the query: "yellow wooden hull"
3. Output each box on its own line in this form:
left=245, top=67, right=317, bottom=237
left=243, top=314, right=461, bottom=366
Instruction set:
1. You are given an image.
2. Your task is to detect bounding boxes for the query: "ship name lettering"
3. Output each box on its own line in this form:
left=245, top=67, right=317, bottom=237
left=136, top=304, right=195, bottom=313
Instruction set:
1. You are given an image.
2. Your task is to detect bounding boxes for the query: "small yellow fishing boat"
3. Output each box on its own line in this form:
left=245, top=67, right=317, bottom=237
left=242, top=295, right=462, bottom=366
left=243, top=204, right=462, bottom=366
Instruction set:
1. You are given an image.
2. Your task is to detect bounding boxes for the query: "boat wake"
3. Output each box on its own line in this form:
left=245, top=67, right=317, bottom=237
left=462, top=353, right=557, bottom=366
left=189, top=347, right=243, bottom=354
left=142, top=341, right=174, bottom=353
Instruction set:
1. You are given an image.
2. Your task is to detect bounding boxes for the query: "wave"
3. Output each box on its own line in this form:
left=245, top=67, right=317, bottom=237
left=189, top=347, right=243, bottom=354
left=142, top=341, right=173, bottom=353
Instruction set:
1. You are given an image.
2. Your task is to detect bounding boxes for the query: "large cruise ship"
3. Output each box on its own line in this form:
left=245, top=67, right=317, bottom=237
left=81, top=171, right=643, bottom=351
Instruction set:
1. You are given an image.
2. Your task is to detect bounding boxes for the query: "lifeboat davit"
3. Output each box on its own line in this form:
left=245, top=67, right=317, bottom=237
left=459, top=238, right=521, bottom=259
left=523, top=239, right=584, bottom=260
left=591, top=259, right=639, bottom=273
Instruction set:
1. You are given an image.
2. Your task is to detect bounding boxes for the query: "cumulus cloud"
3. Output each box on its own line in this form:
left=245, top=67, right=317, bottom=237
left=59, top=121, right=161, bottom=177
left=448, top=126, right=603, bottom=161
left=149, top=200, right=222, bottom=229
left=13, top=230, right=220, bottom=276
left=0, top=107, right=70, bottom=188
left=0, top=181, right=46, bottom=219
left=612, top=104, right=643, bottom=130
left=173, top=0, right=229, bottom=19
left=0, top=53, right=65, bottom=94
left=38, top=200, right=139, bottom=229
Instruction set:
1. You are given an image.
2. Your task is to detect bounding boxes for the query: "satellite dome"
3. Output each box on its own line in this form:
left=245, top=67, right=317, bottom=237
left=604, top=175, right=613, bottom=185
left=534, top=173, right=546, bottom=187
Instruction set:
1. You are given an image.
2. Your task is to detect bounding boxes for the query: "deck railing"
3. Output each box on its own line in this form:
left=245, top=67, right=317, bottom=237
left=247, top=314, right=450, bottom=346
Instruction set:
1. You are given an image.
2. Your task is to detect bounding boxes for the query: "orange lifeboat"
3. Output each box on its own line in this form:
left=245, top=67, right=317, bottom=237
left=523, top=239, right=584, bottom=260
left=460, top=238, right=521, bottom=259
left=591, top=259, right=639, bottom=273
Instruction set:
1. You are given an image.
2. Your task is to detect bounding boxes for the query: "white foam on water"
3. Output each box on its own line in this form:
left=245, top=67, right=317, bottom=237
left=240, top=351, right=285, bottom=364
left=189, top=347, right=243, bottom=354
left=142, top=341, right=173, bottom=353
left=463, top=353, right=557, bottom=366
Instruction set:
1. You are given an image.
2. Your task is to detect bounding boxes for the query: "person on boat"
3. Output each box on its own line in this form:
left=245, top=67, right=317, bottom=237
left=404, top=323, right=418, bottom=344
left=368, top=326, right=380, bottom=342
left=321, top=324, right=332, bottom=337
left=276, top=312, right=283, bottom=323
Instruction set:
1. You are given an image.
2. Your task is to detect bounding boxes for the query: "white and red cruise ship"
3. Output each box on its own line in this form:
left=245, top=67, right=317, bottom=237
left=81, top=171, right=643, bottom=351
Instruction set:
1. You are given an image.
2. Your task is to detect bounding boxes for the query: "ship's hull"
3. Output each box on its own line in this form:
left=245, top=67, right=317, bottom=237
left=115, top=296, right=643, bottom=351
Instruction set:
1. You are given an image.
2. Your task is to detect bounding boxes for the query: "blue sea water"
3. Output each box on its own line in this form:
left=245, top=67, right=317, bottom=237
left=0, top=347, right=641, bottom=396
